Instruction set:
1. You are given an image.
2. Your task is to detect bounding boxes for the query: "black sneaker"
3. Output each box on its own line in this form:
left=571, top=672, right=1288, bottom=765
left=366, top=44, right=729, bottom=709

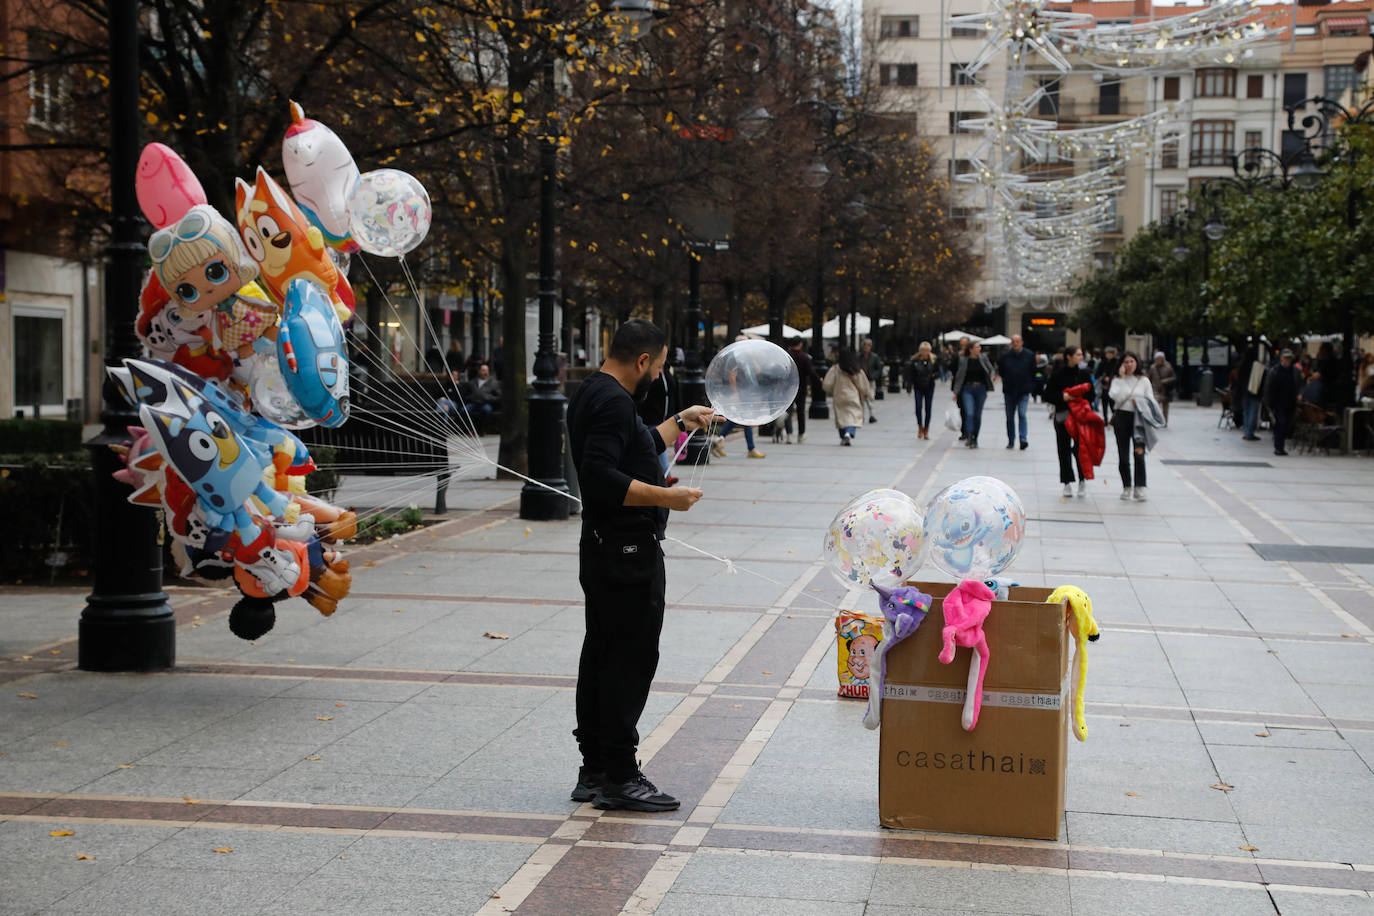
left=571, top=767, right=606, bottom=803
left=1020, top=441, right=1029, bottom=450
left=592, top=773, right=680, bottom=812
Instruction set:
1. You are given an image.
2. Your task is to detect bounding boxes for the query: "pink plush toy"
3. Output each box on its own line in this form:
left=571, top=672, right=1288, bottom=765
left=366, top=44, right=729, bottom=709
left=938, top=579, right=995, bottom=731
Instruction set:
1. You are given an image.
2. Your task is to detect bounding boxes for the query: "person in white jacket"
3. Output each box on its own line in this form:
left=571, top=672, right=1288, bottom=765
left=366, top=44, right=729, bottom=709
left=1108, top=352, right=1159, bottom=501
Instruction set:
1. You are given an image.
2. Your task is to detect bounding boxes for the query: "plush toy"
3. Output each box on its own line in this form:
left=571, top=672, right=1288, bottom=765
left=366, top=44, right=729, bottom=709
left=862, top=583, right=933, bottom=730
left=1048, top=585, right=1100, bottom=742
left=938, top=578, right=995, bottom=731
left=982, top=577, right=1019, bottom=600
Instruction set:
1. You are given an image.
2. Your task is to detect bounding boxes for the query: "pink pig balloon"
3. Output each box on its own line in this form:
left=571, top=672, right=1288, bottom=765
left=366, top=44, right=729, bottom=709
left=136, top=143, right=207, bottom=229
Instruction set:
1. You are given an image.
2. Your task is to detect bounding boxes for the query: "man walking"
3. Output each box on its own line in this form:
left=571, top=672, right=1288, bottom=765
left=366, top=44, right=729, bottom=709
left=1097, top=346, right=1121, bottom=425
left=1264, top=348, right=1304, bottom=456
left=997, top=334, right=1036, bottom=450
left=566, top=319, right=715, bottom=811
left=861, top=338, right=883, bottom=422
left=787, top=338, right=820, bottom=443
left=1147, top=351, right=1177, bottom=426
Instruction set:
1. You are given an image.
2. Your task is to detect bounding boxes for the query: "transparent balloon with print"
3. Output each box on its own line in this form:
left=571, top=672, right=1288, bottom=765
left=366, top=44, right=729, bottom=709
left=346, top=169, right=432, bottom=258
left=822, top=489, right=925, bottom=589
left=244, top=352, right=314, bottom=430
left=704, top=339, right=799, bottom=426
left=922, top=476, right=1026, bottom=580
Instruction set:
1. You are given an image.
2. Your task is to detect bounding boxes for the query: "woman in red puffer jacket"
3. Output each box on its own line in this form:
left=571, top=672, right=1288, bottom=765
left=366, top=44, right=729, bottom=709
left=1043, top=346, right=1094, bottom=498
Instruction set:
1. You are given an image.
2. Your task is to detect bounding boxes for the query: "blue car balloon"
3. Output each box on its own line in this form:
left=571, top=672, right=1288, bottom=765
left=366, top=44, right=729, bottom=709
left=278, top=278, right=350, bottom=428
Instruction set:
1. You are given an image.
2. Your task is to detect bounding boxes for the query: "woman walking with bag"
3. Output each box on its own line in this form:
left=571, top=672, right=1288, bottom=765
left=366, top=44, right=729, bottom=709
left=824, top=347, right=872, bottom=446
left=907, top=341, right=939, bottom=439
left=1107, top=352, right=1160, bottom=501
left=1044, top=347, right=1093, bottom=497
left=952, top=340, right=996, bottom=448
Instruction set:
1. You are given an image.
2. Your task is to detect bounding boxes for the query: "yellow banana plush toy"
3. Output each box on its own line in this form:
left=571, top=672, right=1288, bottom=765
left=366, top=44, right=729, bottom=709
left=1048, top=585, right=1100, bottom=742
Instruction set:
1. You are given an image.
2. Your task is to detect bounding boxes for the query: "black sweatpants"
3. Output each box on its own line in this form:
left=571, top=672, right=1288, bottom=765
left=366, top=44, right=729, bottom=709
left=575, top=535, right=666, bottom=781
left=1053, top=413, right=1084, bottom=484
left=793, top=388, right=807, bottom=437
left=1112, top=410, right=1146, bottom=487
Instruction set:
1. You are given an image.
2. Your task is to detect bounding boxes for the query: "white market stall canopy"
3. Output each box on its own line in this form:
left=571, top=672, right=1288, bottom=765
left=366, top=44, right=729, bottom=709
left=740, top=323, right=807, bottom=339
left=818, top=315, right=896, bottom=338
left=939, top=330, right=982, bottom=343
left=980, top=334, right=1013, bottom=346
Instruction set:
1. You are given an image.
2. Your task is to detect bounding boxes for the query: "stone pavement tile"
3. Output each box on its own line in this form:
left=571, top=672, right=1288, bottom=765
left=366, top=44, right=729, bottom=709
left=38, top=864, right=301, bottom=915
left=0, top=820, right=179, bottom=914
left=1238, top=600, right=1354, bottom=635
left=403, top=774, right=579, bottom=816
left=1085, top=629, right=1180, bottom=688
left=314, top=834, right=539, bottom=885
left=1343, top=730, right=1374, bottom=772
left=1289, top=681, right=1374, bottom=720
left=654, top=892, right=859, bottom=916
left=864, top=907, right=1019, bottom=916
left=238, top=762, right=435, bottom=807
left=1271, top=642, right=1374, bottom=686
left=1066, top=770, right=1236, bottom=822
left=720, top=762, right=877, bottom=832
left=1066, top=875, right=1274, bottom=916
left=410, top=682, right=564, bottom=708
left=2, top=722, right=188, bottom=765
left=1182, top=687, right=1322, bottom=718
left=130, top=827, right=357, bottom=872
left=1209, top=745, right=1374, bottom=839
left=316, top=703, right=538, bottom=777
left=138, top=732, right=324, bottom=771
left=169, top=696, right=393, bottom=746
left=749, top=698, right=879, bottom=770
left=1197, top=722, right=1350, bottom=751
left=1090, top=685, right=1190, bottom=708
left=0, top=757, right=122, bottom=794
left=867, top=862, right=1069, bottom=914
left=273, top=678, right=435, bottom=702
left=723, top=615, right=829, bottom=687
left=672, top=849, right=877, bottom=904
left=257, top=875, right=499, bottom=916
left=75, top=763, right=274, bottom=800
left=1268, top=889, right=1374, bottom=915
left=1064, top=811, right=1247, bottom=856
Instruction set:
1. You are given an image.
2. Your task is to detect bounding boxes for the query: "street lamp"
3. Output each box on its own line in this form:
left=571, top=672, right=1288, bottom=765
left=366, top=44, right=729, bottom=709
left=737, top=106, right=775, bottom=141
left=521, top=3, right=661, bottom=521
left=802, top=159, right=832, bottom=189
left=79, top=0, right=176, bottom=670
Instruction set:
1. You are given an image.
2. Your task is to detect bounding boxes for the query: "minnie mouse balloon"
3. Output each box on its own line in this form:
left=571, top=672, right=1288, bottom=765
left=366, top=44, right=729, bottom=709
left=347, top=169, right=431, bottom=258
left=922, top=476, right=1026, bottom=580
left=823, top=489, right=925, bottom=589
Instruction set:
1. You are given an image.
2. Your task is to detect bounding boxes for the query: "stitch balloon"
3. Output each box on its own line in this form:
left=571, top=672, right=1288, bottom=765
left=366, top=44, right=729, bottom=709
left=704, top=339, right=800, bottom=426
left=347, top=169, right=432, bottom=258
left=923, top=476, right=1026, bottom=580
left=822, top=489, right=925, bottom=589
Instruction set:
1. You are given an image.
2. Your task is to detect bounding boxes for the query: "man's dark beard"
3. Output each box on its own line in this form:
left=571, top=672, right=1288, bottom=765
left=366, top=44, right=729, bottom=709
left=633, top=369, right=655, bottom=402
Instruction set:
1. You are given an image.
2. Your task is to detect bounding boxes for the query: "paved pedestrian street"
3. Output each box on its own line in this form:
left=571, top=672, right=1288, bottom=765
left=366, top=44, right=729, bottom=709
left=2, top=398, right=1373, bottom=915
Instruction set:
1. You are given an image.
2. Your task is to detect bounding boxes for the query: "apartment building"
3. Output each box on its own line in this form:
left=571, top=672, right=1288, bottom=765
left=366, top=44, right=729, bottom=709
left=1, top=1, right=101, bottom=421
left=866, top=0, right=1374, bottom=343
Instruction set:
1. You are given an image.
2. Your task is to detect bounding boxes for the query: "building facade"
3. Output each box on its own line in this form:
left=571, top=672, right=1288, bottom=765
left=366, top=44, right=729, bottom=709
left=865, top=0, right=1374, bottom=344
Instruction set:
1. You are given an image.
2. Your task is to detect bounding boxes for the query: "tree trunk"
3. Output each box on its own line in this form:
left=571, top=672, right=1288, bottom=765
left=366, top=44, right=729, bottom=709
left=725, top=278, right=743, bottom=341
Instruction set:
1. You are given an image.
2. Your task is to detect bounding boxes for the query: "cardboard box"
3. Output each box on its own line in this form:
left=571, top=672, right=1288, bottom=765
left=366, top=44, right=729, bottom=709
left=835, top=612, right=884, bottom=698
left=878, top=582, right=1069, bottom=840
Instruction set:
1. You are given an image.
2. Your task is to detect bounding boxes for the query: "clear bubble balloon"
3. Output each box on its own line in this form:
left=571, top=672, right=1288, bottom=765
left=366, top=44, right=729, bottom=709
left=923, top=476, right=1027, bottom=580
left=245, top=353, right=314, bottom=430
left=346, top=169, right=431, bottom=258
left=704, top=339, right=799, bottom=425
left=823, top=489, right=925, bottom=589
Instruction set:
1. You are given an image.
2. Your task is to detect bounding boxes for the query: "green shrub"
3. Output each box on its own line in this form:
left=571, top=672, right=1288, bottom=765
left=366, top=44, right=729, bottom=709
left=305, top=444, right=339, bottom=501
left=0, top=419, right=83, bottom=454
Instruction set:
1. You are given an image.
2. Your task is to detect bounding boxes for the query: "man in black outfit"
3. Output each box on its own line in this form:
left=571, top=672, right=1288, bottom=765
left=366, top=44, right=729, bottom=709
left=787, top=337, right=819, bottom=443
left=1264, top=349, right=1304, bottom=457
left=1097, top=346, right=1120, bottom=425
left=566, top=319, right=715, bottom=812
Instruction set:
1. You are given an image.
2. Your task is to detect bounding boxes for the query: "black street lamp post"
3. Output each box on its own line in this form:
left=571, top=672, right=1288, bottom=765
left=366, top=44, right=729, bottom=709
left=678, top=249, right=711, bottom=464
left=79, top=0, right=175, bottom=671
left=520, top=51, right=571, bottom=522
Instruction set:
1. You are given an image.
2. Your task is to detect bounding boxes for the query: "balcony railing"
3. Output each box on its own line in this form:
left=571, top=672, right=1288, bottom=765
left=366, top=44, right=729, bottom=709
left=1189, top=149, right=1235, bottom=167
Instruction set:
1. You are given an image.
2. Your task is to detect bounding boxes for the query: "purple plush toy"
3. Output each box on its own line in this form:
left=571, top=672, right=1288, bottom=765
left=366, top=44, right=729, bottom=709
left=863, top=583, right=934, bottom=730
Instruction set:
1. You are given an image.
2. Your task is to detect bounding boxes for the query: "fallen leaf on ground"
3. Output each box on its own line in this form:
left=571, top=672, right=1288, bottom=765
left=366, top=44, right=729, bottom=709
left=18, top=693, right=37, bottom=699
left=19, top=655, right=33, bottom=661
left=117, top=765, right=133, bottom=769
left=420, top=564, right=433, bottom=569
left=1240, top=845, right=1258, bottom=851
left=523, top=527, right=531, bottom=537
left=316, top=716, right=334, bottom=721
left=1255, top=733, right=1270, bottom=738
left=1124, top=792, right=1141, bottom=797
left=306, top=756, right=322, bottom=761
left=50, top=650, right=61, bottom=655
left=762, top=670, right=772, bottom=675
left=1341, top=634, right=1357, bottom=638
left=184, top=797, right=199, bottom=804
left=483, top=632, right=510, bottom=640
left=285, top=658, right=295, bottom=663
left=212, top=847, right=233, bottom=854
left=1119, top=723, right=1131, bottom=727
left=393, top=609, right=406, bottom=613
left=362, top=561, right=376, bottom=567
left=49, top=830, right=74, bottom=837
left=76, top=854, right=94, bottom=860
left=1210, top=783, right=1235, bottom=792
left=335, top=703, right=345, bottom=708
